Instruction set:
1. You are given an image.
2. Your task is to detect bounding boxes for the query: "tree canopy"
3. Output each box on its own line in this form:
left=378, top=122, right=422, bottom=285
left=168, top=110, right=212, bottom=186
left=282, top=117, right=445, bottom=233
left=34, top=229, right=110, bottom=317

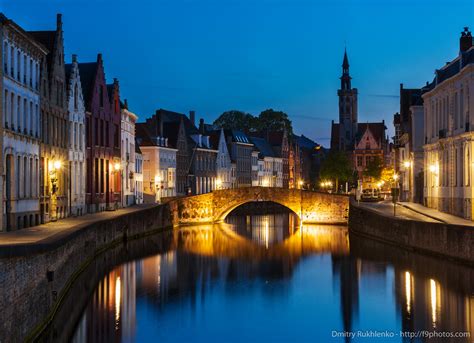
left=319, top=151, right=352, bottom=191
left=363, top=156, right=384, bottom=180
left=213, top=108, right=293, bottom=134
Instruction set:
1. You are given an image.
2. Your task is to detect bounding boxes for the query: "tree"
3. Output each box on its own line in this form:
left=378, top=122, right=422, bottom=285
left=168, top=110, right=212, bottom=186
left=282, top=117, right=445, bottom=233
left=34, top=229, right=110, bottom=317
left=257, top=109, right=293, bottom=135
left=363, top=156, right=384, bottom=180
left=319, top=151, right=352, bottom=192
left=213, top=110, right=256, bottom=132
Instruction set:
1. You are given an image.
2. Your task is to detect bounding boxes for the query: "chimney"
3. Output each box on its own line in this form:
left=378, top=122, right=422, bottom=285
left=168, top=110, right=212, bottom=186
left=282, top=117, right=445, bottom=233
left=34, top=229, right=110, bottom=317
left=189, top=110, right=195, bottom=126
left=57, top=13, right=62, bottom=30
left=123, top=99, right=128, bottom=110
left=72, top=54, right=77, bottom=63
left=155, top=110, right=163, bottom=137
left=460, top=27, right=473, bottom=52
left=97, top=53, right=103, bottom=64
left=199, top=118, right=204, bottom=133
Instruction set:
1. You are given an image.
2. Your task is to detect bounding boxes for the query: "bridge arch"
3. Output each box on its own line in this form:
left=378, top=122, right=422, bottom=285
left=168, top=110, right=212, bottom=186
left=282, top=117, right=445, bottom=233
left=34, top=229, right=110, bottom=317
left=169, top=187, right=349, bottom=226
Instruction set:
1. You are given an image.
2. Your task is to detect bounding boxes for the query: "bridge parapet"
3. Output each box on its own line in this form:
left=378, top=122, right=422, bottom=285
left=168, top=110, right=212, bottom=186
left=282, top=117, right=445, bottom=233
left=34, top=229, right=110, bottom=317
left=168, top=187, right=349, bottom=227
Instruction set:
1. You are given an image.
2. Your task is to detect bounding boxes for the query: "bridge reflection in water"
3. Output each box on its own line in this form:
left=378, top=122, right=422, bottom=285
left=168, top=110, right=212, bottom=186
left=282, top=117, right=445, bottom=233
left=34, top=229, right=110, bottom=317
left=66, top=204, right=474, bottom=343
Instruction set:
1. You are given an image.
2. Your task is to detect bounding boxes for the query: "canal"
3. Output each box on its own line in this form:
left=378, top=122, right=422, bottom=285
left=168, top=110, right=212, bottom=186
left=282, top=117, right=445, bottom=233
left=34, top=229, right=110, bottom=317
left=39, top=202, right=473, bottom=342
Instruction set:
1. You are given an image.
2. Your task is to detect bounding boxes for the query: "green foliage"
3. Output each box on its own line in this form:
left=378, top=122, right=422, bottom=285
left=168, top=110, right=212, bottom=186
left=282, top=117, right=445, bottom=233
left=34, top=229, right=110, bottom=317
left=319, top=151, right=352, bottom=186
left=256, top=109, right=293, bottom=135
left=213, top=110, right=255, bottom=132
left=363, top=156, right=384, bottom=180
left=213, top=108, right=293, bottom=134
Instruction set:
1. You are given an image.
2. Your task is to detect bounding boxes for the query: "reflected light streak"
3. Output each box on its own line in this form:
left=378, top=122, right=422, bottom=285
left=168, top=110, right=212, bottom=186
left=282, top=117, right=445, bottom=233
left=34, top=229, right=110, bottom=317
left=115, top=276, right=121, bottom=330
left=264, top=219, right=269, bottom=249
left=405, top=271, right=411, bottom=315
left=430, top=279, right=438, bottom=328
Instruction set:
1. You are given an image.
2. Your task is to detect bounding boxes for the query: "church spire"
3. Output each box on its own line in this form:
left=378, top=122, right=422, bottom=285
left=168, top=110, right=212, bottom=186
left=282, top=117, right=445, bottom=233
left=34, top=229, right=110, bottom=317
left=340, top=48, right=351, bottom=90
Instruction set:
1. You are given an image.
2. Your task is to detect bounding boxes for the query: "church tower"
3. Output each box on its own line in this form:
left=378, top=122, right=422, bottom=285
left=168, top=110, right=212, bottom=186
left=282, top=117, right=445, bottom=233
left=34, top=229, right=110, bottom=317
left=337, top=49, right=358, bottom=151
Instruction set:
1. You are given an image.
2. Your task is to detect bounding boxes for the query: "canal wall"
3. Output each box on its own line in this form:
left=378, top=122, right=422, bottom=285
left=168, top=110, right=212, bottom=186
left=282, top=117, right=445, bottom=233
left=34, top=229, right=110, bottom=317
left=0, top=204, right=173, bottom=342
left=349, top=200, right=474, bottom=265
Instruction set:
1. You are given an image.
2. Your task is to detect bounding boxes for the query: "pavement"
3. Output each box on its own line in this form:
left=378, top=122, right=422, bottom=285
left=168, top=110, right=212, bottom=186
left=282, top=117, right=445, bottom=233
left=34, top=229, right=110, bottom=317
left=0, top=204, right=157, bottom=248
left=356, top=199, right=474, bottom=227
left=397, top=201, right=474, bottom=227
left=355, top=200, right=440, bottom=222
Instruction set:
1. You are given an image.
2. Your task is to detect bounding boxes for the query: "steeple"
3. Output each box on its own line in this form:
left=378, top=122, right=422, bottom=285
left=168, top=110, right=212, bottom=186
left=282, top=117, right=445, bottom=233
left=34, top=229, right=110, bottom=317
left=341, top=48, right=351, bottom=90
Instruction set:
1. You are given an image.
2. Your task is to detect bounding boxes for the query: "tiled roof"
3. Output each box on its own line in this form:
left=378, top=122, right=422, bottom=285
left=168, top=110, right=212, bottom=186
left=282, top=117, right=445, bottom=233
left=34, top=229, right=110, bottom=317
left=435, top=47, right=474, bottom=85
left=249, top=137, right=276, bottom=158
left=28, top=30, right=56, bottom=72
left=355, top=122, right=386, bottom=145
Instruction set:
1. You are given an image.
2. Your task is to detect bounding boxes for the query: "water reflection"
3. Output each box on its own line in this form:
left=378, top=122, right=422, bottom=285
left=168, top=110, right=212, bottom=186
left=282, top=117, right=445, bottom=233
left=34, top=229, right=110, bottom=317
left=63, top=209, right=474, bottom=342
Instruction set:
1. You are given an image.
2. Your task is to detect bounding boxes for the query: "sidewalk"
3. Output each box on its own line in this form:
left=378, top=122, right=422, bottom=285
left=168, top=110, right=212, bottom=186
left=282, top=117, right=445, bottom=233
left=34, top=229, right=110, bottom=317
left=355, top=200, right=440, bottom=222
left=397, top=202, right=474, bottom=227
left=0, top=204, right=157, bottom=247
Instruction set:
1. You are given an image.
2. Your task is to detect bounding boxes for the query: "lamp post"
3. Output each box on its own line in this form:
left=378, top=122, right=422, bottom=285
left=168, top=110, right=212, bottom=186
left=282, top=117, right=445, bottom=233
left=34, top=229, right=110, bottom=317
left=49, top=160, right=62, bottom=222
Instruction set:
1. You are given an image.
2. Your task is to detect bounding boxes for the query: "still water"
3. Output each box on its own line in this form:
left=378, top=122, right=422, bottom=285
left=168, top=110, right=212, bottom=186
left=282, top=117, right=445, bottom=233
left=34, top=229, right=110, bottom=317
left=68, top=205, right=474, bottom=343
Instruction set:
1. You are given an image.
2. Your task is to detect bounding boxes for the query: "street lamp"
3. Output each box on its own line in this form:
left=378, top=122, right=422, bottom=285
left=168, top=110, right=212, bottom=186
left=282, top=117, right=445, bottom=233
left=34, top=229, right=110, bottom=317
left=49, top=160, right=62, bottom=222
left=298, top=179, right=304, bottom=190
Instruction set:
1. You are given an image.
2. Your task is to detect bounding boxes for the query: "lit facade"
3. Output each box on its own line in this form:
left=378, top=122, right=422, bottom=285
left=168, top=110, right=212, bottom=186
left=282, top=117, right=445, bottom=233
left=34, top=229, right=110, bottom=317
left=66, top=54, right=86, bottom=216
left=120, top=101, right=137, bottom=207
left=423, top=28, right=474, bottom=219
left=134, top=144, right=143, bottom=205
left=1, top=14, right=46, bottom=230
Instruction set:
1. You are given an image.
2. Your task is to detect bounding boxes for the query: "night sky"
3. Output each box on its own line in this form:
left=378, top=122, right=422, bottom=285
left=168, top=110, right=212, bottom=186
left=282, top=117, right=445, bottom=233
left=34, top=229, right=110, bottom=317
left=1, top=0, right=472, bottom=146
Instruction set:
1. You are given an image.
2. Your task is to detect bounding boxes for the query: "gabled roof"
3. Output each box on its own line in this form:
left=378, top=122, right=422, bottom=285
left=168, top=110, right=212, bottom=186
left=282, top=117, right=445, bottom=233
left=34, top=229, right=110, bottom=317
left=224, top=129, right=251, bottom=144
left=295, top=134, right=319, bottom=150
left=355, top=122, right=386, bottom=145
left=28, top=30, right=56, bottom=72
left=77, top=62, right=98, bottom=109
left=249, top=136, right=276, bottom=158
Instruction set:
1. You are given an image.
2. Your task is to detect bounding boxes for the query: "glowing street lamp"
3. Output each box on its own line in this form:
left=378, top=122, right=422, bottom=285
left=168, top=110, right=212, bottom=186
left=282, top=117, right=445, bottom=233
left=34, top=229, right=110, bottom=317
left=49, top=160, right=62, bottom=222
left=298, top=179, right=304, bottom=189
left=216, top=178, right=222, bottom=190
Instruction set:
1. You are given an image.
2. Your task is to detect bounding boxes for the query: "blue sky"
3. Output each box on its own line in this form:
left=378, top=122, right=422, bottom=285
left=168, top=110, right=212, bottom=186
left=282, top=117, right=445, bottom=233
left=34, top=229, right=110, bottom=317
left=1, top=0, right=472, bottom=146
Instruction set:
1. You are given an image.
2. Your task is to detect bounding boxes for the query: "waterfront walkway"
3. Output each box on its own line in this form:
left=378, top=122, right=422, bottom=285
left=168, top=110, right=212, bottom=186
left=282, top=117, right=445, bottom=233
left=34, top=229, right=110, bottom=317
left=0, top=204, right=157, bottom=248
left=357, top=200, right=474, bottom=227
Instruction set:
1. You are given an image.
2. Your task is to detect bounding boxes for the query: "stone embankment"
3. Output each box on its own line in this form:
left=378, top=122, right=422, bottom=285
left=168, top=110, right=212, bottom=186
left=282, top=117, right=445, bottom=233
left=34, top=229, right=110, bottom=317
left=350, top=199, right=473, bottom=265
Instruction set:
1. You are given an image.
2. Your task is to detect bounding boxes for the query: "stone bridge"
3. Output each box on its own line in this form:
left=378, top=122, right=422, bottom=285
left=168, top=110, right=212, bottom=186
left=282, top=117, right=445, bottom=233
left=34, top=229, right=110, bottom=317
left=166, top=187, right=349, bottom=227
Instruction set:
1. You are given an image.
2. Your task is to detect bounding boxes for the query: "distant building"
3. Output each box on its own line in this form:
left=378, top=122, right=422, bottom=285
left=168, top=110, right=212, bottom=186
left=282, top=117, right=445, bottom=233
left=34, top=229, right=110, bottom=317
left=295, top=134, right=324, bottom=189
left=1, top=14, right=47, bottom=230
left=134, top=142, right=143, bottom=204
left=263, top=130, right=289, bottom=188
left=78, top=54, right=121, bottom=212
left=30, top=14, right=69, bottom=223
left=136, top=123, right=177, bottom=202
left=423, top=27, right=473, bottom=219
left=330, top=49, right=389, bottom=187
left=65, top=54, right=86, bottom=216
left=224, top=130, right=253, bottom=187
left=331, top=49, right=358, bottom=152
left=209, top=128, right=232, bottom=190
left=289, top=138, right=301, bottom=189
left=120, top=100, right=137, bottom=207
left=249, top=136, right=283, bottom=187
left=353, top=122, right=388, bottom=184
left=392, top=84, right=424, bottom=203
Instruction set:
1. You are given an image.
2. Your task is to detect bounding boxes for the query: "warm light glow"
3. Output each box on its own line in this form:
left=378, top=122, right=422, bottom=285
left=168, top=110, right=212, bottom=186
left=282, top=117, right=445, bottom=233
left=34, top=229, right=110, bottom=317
left=405, top=271, right=412, bottom=314
left=263, top=219, right=270, bottom=249
left=298, top=180, right=304, bottom=186
left=154, top=175, right=161, bottom=184
left=114, top=162, right=121, bottom=171
left=53, top=160, right=61, bottom=170
left=216, top=179, right=222, bottom=188
left=115, top=276, right=121, bottom=328
left=393, top=174, right=399, bottom=181
left=403, top=160, right=411, bottom=168
left=430, top=279, right=438, bottom=327
left=429, top=163, right=439, bottom=175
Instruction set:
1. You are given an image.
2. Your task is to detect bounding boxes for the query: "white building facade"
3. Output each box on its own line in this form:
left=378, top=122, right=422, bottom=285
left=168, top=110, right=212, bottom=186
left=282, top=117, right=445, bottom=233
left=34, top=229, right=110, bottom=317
left=141, top=139, right=177, bottom=203
left=214, top=129, right=232, bottom=190
left=120, top=102, right=137, bottom=207
left=66, top=54, right=86, bottom=216
left=1, top=16, right=46, bottom=230
left=423, top=29, right=473, bottom=219
left=134, top=145, right=143, bottom=205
